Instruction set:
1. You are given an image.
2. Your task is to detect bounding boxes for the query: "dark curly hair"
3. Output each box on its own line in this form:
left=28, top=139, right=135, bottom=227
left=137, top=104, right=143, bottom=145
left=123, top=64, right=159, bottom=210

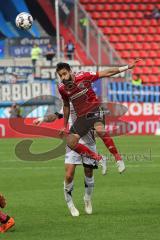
left=56, top=62, right=71, bottom=72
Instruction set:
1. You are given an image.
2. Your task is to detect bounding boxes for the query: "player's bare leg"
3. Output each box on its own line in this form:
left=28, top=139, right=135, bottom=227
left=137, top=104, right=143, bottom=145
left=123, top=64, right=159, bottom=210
left=83, top=167, right=94, bottom=215
left=94, top=122, right=125, bottom=173
left=64, top=164, right=79, bottom=217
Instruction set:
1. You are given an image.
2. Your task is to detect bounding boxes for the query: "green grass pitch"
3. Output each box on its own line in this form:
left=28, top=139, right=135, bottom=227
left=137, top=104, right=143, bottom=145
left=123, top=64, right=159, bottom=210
left=0, top=136, right=160, bottom=240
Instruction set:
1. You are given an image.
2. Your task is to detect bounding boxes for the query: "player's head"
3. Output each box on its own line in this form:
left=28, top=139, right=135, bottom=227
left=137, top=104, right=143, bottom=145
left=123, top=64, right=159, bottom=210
left=56, top=62, right=73, bottom=86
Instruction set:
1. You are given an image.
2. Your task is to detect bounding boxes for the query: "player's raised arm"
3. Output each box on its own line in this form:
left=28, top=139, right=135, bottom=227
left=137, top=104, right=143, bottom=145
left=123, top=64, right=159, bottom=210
left=98, top=58, right=141, bottom=78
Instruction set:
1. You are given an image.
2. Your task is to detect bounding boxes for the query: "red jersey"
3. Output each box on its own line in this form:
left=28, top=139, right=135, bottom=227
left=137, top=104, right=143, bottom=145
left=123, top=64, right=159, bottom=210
left=58, top=71, right=100, bottom=116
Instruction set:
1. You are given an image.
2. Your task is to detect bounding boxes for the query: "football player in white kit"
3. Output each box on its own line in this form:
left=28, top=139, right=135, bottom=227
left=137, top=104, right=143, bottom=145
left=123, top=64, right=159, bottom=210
left=33, top=104, right=106, bottom=217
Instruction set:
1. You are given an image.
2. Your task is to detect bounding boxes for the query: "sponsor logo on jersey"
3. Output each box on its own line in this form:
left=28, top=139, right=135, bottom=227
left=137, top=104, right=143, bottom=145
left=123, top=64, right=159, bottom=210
left=70, top=88, right=88, bottom=100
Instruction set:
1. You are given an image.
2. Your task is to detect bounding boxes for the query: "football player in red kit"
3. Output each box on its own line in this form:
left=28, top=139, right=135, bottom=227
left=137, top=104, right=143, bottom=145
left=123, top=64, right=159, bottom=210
left=57, top=59, right=141, bottom=173
left=0, top=194, right=15, bottom=233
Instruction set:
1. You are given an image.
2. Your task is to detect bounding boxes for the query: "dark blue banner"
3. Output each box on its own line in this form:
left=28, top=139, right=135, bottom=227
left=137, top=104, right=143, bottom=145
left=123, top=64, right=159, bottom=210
left=107, top=82, right=160, bottom=103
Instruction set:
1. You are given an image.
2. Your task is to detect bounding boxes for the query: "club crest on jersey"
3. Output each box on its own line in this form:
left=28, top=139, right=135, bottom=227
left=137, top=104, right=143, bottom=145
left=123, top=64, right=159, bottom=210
left=78, top=82, right=85, bottom=89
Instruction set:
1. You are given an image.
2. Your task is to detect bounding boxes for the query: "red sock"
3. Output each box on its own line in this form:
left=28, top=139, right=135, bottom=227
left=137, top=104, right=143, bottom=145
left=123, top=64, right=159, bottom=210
left=100, top=133, right=122, bottom=161
left=0, top=211, right=8, bottom=223
left=73, top=143, right=102, bottom=161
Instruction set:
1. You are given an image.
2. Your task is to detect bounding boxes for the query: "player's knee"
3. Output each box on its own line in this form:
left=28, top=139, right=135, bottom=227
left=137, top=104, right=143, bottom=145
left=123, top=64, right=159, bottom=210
left=66, top=135, right=78, bottom=149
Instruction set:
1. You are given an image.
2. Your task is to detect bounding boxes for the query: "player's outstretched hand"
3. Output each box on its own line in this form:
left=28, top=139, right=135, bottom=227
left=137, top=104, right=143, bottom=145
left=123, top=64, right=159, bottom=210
left=59, top=127, right=67, bottom=138
left=33, top=118, right=44, bottom=126
left=128, top=58, right=142, bottom=69
left=0, top=194, right=6, bottom=208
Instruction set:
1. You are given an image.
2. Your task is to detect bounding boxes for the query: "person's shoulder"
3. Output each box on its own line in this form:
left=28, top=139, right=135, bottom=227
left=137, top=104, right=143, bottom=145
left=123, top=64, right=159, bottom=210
left=75, top=71, right=86, bottom=79
left=58, top=83, right=64, bottom=88
left=58, top=83, right=65, bottom=92
left=75, top=71, right=97, bottom=80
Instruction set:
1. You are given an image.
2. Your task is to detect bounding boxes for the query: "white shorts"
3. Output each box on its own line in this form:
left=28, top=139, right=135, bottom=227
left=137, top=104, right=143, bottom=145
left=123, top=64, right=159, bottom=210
left=65, top=144, right=97, bottom=166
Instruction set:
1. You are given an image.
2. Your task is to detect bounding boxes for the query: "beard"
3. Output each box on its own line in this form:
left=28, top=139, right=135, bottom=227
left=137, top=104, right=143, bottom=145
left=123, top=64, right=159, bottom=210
left=62, top=76, right=73, bottom=88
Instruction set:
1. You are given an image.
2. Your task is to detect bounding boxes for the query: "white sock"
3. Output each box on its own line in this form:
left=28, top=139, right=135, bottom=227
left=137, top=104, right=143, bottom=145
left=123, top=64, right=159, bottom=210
left=64, top=181, right=74, bottom=208
left=84, top=176, right=94, bottom=201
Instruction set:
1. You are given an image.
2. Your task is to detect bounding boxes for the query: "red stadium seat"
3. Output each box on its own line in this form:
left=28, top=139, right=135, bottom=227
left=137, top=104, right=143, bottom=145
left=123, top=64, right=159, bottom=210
left=103, top=27, right=112, bottom=35
left=110, top=12, right=118, bottom=18
left=109, top=35, right=119, bottom=42
left=133, top=42, right=142, bottom=50
left=154, top=59, right=160, bottom=66
left=133, top=19, right=142, bottom=26
left=152, top=67, right=159, bottom=74
left=151, top=42, right=159, bottom=50
left=121, top=4, right=130, bottom=11
left=139, top=50, right=148, bottom=58
left=106, top=19, right=115, bottom=27
left=104, top=5, right=112, bottom=11
left=121, top=27, right=130, bottom=34
left=124, top=42, right=133, bottom=50
left=136, top=35, right=145, bottom=42
left=125, top=19, right=133, bottom=26
left=119, top=35, right=128, bottom=42
left=142, top=67, right=152, bottom=74
left=128, top=35, right=136, bottom=42
left=144, top=35, right=154, bottom=42
left=139, top=4, right=146, bottom=11
left=139, top=26, right=147, bottom=34
left=134, top=67, right=143, bottom=75
left=136, top=11, right=143, bottom=18
left=130, top=26, right=139, bottom=34
left=130, top=51, right=140, bottom=58
left=157, top=27, right=160, bottom=34
left=146, top=59, right=154, bottom=66
left=115, top=19, right=124, bottom=26
left=137, top=60, right=146, bottom=66
left=148, top=26, right=156, bottom=34
left=101, top=12, right=109, bottom=18
left=148, top=75, right=158, bottom=83
left=115, top=43, right=124, bottom=50
left=150, top=19, right=158, bottom=26
left=142, top=42, right=151, bottom=50
left=98, top=19, right=106, bottom=27
left=113, top=27, right=122, bottom=34
left=150, top=51, right=157, bottom=58
left=121, top=51, right=130, bottom=58
left=118, top=12, right=126, bottom=19
left=141, top=19, right=150, bottom=26
left=154, top=35, right=160, bottom=42
left=127, top=12, right=136, bottom=18
left=92, top=12, right=101, bottom=19
left=97, top=4, right=107, bottom=11
left=113, top=4, right=121, bottom=11
left=130, top=4, right=138, bottom=11
left=85, top=4, right=95, bottom=11
left=146, top=4, right=155, bottom=11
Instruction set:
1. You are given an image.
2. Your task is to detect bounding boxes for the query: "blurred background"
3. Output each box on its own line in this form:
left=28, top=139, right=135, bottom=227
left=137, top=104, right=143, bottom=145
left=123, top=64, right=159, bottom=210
left=0, top=0, right=160, bottom=137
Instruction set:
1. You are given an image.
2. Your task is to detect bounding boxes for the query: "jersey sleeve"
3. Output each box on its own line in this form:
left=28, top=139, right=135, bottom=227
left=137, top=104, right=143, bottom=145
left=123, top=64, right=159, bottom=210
left=83, top=71, right=99, bottom=83
left=58, top=85, right=70, bottom=103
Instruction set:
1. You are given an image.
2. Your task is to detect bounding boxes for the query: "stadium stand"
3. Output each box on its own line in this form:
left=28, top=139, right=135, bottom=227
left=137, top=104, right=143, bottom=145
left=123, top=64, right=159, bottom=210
left=36, top=0, right=93, bottom=64
left=80, top=0, right=160, bottom=83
